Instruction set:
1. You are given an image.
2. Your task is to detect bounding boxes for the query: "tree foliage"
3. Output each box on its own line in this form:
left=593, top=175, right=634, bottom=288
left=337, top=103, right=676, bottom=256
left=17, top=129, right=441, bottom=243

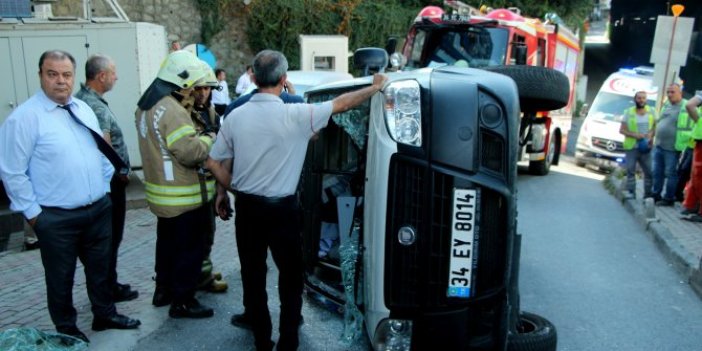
left=243, top=0, right=593, bottom=69
left=463, top=0, right=593, bottom=29
left=245, top=0, right=418, bottom=70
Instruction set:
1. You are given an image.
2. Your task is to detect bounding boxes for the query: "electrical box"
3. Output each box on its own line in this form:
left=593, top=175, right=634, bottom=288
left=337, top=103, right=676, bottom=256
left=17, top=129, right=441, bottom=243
left=298, top=35, right=349, bottom=73
left=0, top=21, right=167, bottom=168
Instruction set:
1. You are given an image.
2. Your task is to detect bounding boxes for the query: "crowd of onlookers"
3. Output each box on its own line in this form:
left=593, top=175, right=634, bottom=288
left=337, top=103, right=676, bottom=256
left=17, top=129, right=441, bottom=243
left=0, top=47, right=385, bottom=351
left=619, top=84, right=702, bottom=223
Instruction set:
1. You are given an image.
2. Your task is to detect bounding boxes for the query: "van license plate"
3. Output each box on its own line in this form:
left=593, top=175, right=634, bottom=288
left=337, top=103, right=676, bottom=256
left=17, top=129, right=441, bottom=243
left=447, top=188, right=477, bottom=299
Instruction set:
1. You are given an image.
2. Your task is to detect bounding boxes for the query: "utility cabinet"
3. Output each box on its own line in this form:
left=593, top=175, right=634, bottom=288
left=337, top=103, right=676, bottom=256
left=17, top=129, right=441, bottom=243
left=0, top=21, right=167, bottom=168
left=298, top=35, right=349, bottom=73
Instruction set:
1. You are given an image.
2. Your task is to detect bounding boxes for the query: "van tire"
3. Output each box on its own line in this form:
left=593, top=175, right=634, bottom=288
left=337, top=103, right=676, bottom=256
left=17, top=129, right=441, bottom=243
left=484, top=66, right=570, bottom=112
left=507, top=312, right=557, bottom=351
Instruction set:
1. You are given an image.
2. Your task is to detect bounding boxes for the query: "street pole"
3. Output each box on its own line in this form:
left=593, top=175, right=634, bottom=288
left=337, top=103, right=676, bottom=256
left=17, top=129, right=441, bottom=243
left=660, top=4, right=684, bottom=109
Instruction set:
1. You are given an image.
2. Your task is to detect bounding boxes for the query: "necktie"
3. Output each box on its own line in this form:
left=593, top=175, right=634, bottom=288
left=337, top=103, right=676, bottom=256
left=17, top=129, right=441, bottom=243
left=59, top=104, right=128, bottom=172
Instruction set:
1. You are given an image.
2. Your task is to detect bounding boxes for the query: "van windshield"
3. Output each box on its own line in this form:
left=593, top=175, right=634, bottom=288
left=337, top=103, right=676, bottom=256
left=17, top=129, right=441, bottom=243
left=408, top=27, right=509, bottom=69
left=588, top=91, right=656, bottom=122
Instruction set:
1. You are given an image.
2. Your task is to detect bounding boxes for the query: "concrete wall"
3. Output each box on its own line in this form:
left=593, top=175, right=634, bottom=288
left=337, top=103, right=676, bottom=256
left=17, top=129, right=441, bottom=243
left=52, top=0, right=254, bottom=85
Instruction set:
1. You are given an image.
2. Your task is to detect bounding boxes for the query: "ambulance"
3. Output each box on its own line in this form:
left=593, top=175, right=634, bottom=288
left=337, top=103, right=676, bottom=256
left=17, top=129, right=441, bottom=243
left=575, top=66, right=658, bottom=171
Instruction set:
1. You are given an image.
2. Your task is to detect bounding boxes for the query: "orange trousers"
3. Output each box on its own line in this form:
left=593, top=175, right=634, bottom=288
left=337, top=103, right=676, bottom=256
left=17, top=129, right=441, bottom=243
left=683, top=142, right=702, bottom=214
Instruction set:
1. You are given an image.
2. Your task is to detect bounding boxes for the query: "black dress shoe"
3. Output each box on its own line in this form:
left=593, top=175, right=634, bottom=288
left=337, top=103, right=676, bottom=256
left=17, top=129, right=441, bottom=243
left=230, top=313, right=254, bottom=330
left=56, top=326, right=89, bottom=343
left=169, top=298, right=214, bottom=319
left=24, top=241, right=40, bottom=251
left=152, top=286, right=172, bottom=307
left=92, top=313, right=141, bottom=331
left=114, top=283, right=139, bottom=302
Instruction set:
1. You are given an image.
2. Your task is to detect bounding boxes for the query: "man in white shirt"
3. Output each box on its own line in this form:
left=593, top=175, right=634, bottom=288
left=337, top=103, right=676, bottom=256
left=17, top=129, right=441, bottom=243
left=235, top=65, right=253, bottom=96
left=0, top=49, right=140, bottom=343
left=211, top=68, right=230, bottom=116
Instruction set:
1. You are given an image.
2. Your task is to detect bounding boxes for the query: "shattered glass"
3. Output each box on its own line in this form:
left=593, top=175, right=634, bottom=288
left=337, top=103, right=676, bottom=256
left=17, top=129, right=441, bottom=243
left=0, top=328, right=88, bottom=351
left=332, top=109, right=369, bottom=150
left=339, top=218, right=364, bottom=345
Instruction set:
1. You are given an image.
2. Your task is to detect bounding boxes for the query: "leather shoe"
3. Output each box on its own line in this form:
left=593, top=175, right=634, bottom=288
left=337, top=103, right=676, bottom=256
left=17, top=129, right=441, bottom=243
left=114, top=283, right=139, bottom=302
left=56, top=326, right=89, bottom=343
left=92, top=313, right=141, bottom=331
left=152, top=286, right=172, bottom=307
left=169, top=298, right=214, bottom=319
left=230, top=313, right=254, bottom=330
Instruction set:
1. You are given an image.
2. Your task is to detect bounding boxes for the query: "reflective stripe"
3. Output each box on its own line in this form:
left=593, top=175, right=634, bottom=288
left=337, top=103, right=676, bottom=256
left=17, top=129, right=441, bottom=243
left=198, top=135, right=214, bottom=148
left=145, top=182, right=203, bottom=196
left=145, top=182, right=215, bottom=207
left=206, top=179, right=216, bottom=197
left=146, top=192, right=203, bottom=206
left=166, top=125, right=196, bottom=147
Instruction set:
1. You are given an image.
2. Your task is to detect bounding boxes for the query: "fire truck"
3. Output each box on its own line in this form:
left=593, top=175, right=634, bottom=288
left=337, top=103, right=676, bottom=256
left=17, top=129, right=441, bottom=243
left=390, top=4, right=581, bottom=175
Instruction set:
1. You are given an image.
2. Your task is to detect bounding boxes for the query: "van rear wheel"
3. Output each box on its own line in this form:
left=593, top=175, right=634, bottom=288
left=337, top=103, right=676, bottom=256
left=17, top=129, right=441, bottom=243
left=507, top=312, right=557, bottom=351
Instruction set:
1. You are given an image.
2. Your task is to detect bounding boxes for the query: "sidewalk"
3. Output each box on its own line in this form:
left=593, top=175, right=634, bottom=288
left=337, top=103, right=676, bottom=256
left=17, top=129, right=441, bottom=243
left=604, top=174, right=702, bottom=298
left=0, top=178, right=239, bottom=350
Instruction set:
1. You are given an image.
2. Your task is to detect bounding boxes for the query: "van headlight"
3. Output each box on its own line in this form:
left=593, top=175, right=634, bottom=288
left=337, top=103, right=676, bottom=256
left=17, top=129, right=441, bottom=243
left=372, top=319, right=413, bottom=351
left=384, top=80, right=422, bottom=147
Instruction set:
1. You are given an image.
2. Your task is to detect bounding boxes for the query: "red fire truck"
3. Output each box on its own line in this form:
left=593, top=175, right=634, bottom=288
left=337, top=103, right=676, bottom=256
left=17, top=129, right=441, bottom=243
left=391, top=4, right=580, bottom=175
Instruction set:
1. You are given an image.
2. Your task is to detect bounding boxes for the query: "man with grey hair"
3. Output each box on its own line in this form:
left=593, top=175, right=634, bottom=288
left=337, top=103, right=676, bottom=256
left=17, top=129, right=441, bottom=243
left=208, top=49, right=387, bottom=351
left=75, top=54, right=138, bottom=302
left=0, top=50, right=140, bottom=343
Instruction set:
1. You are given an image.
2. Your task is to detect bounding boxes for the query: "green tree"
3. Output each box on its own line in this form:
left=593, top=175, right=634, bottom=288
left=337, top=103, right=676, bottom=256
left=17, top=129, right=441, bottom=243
left=464, top=0, right=593, bottom=29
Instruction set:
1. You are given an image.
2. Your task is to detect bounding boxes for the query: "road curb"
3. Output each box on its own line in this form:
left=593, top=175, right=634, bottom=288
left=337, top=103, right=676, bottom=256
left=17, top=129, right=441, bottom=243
left=604, top=174, right=702, bottom=300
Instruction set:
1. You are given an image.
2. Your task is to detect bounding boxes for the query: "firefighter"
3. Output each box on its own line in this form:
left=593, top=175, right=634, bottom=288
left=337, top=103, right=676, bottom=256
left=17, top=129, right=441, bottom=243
left=191, top=61, right=230, bottom=293
left=135, top=50, right=216, bottom=318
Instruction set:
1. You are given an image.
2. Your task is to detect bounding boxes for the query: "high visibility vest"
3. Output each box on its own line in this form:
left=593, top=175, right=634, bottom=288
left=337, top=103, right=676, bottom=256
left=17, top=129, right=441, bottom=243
left=622, top=105, right=655, bottom=150
left=659, top=99, right=694, bottom=151
left=690, top=106, right=702, bottom=147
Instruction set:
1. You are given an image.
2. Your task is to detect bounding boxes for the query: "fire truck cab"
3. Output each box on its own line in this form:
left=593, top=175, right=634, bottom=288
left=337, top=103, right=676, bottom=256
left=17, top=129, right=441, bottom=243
left=392, top=5, right=580, bottom=175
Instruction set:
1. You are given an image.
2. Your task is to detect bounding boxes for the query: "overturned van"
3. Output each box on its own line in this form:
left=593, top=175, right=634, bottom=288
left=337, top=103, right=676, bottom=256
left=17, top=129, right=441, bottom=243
left=299, top=49, right=568, bottom=351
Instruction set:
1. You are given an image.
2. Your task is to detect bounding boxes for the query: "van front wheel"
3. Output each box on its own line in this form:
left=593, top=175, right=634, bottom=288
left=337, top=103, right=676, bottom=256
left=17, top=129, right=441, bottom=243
left=507, top=312, right=557, bottom=351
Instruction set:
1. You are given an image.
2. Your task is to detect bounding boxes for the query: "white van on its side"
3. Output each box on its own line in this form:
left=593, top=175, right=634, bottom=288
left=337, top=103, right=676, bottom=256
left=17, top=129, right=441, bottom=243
left=575, top=66, right=658, bottom=171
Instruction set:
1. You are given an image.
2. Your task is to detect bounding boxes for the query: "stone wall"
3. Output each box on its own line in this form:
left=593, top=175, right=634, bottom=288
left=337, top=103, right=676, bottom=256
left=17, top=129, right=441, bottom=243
left=51, top=0, right=253, bottom=88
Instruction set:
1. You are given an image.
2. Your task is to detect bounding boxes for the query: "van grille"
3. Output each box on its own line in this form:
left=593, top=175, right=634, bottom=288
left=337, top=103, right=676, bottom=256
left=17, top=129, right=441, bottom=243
left=385, top=157, right=507, bottom=309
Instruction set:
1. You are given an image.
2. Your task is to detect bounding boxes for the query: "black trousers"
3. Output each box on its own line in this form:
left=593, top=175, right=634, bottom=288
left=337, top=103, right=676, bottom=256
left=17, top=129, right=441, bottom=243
left=235, top=192, right=304, bottom=351
left=34, top=196, right=115, bottom=329
left=109, top=176, right=127, bottom=291
left=155, top=205, right=208, bottom=304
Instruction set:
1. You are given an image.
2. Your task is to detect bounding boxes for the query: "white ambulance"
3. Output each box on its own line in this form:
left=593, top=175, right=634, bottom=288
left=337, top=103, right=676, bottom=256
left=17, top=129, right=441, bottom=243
left=575, top=66, right=658, bottom=171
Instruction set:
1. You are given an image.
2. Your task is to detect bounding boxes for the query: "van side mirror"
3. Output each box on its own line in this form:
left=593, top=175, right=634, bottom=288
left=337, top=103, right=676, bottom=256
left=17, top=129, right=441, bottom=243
left=385, top=37, right=398, bottom=56
left=514, top=45, right=527, bottom=65
left=354, top=48, right=389, bottom=76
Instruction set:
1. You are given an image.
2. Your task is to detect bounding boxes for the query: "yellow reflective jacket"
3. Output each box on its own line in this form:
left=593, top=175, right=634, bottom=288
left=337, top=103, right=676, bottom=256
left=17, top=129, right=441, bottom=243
left=622, top=105, right=656, bottom=150
left=136, top=96, right=214, bottom=218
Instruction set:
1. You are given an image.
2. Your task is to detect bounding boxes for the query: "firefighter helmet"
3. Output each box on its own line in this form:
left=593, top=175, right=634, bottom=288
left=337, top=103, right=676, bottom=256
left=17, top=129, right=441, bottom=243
left=194, top=60, right=219, bottom=88
left=157, top=50, right=209, bottom=89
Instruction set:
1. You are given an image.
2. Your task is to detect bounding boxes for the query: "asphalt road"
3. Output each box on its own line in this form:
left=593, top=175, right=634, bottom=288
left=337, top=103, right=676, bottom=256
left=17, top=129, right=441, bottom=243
left=518, top=160, right=702, bottom=351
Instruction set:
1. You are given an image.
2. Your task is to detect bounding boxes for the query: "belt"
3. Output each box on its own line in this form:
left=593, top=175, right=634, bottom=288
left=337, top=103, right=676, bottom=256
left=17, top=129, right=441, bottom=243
left=234, top=191, right=295, bottom=206
left=42, top=195, right=108, bottom=211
